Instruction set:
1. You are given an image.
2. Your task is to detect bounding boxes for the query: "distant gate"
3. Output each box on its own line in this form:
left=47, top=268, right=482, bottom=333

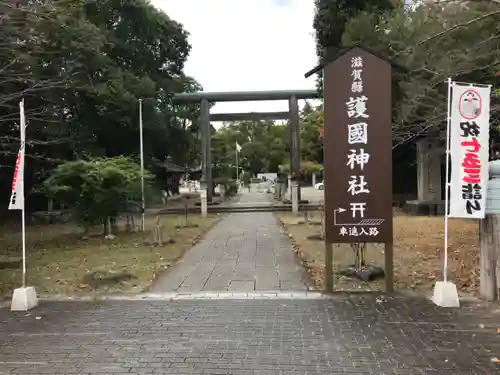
left=172, top=89, right=321, bottom=211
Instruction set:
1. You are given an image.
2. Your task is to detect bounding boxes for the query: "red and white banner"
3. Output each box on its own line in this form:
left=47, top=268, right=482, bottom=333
left=449, top=83, right=490, bottom=219
left=8, top=100, right=25, bottom=211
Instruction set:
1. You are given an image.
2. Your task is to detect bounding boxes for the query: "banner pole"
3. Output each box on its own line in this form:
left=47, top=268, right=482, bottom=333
left=20, top=99, right=26, bottom=288
left=9, top=99, right=38, bottom=312
left=21, top=197, right=26, bottom=287
left=444, top=78, right=453, bottom=284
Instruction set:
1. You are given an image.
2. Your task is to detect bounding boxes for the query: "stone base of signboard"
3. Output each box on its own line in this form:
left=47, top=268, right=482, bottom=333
left=337, top=265, right=385, bottom=282
left=431, top=281, right=460, bottom=308
left=404, top=200, right=446, bottom=216
left=11, top=286, right=38, bottom=311
left=393, top=194, right=408, bottom=208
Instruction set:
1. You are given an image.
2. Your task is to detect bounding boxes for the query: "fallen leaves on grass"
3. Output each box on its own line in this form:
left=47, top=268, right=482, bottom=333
left=278, top=210, right=479, bottom=295
left=0, top=214, right=221, bottom=297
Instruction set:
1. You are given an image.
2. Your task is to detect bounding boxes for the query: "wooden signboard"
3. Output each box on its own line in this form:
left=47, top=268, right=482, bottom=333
left=323, top=47, right=393, bottom=244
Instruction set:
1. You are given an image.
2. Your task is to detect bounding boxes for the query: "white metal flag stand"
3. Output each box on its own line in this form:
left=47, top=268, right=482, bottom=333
left=10, top=99, right=38, bottom=311
left=432, top=78, right=460, bottom=308
left=21, top=165, right=26, bottom=289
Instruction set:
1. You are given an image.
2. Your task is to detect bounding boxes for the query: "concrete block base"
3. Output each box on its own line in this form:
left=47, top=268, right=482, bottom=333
left=11, top=286, right=39, bottom=311
left=431, top=281, right=460, bottom=308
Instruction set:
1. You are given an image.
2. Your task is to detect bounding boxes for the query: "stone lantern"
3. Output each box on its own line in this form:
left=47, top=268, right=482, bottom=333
left=486, top=160, right=500, bottom=214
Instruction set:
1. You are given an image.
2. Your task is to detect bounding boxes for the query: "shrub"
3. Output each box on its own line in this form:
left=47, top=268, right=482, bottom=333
left=42, top=156, right=153, bottom=231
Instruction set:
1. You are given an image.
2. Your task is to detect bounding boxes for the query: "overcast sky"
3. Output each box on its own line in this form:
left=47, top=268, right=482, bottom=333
left=149, top=0, right=320, bottom=116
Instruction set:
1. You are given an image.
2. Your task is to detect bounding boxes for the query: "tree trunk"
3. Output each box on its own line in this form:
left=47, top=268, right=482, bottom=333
left=125, top=214, right=133, bottom=232
left=110, top=216, right=118, bottom=233
left=103, top=217, right=114, bottom=236
left=48, top=198, right=54, bottom=224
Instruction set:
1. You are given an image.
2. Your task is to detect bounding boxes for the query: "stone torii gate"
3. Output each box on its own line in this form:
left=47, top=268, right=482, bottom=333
left=172, top=89, right=321, bottom=206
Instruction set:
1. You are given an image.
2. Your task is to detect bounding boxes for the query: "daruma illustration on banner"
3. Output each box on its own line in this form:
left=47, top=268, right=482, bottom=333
left=449, top=83, right=491, bottom=219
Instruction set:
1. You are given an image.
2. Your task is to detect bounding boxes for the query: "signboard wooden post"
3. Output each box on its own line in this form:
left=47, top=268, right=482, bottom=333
left=322, top=47, right=394, bottom=293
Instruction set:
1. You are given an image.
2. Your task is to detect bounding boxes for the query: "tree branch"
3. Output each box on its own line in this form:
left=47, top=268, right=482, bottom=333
left=0, top=136, right=73, bottom=146
left=417, top=8, right=500, bottom=47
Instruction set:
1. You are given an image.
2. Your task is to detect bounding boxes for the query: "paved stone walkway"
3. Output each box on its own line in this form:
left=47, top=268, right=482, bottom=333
left=150, top=192, right=308, bottom=293
left=2, top=295, right=500, bottom=374
left=4, top=191, right=500, bottom=374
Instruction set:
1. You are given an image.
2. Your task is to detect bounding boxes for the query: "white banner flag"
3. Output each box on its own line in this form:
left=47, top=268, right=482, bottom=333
left=449, top=83, right=490, bottom=219
left=236, top=141, right=242, bottom=153
left=9, top=100, right=26, bottom=211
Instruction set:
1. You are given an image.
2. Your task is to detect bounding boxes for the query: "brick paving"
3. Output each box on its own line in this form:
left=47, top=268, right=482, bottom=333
left=2, top=295, right=500, bottom=374
left=150, top=191, right=308, bottom=293
left=3, top=191, right=500, bottom=374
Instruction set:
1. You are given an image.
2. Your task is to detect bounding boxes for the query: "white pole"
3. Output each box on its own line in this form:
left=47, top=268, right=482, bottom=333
left=139, top=99, right=145, bottom=232
left=20, top=99, right=26, bottom=288
left=21, top=202, right=26, bottom=287
left=236, top=146, right=239, bottom=182
left=444, top=78, right=452, bottom=284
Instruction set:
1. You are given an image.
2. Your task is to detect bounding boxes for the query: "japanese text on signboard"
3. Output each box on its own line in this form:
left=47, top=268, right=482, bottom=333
left=338, top=56, right=380, bottom=238
left=323, top=47, right=393, bottom=244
